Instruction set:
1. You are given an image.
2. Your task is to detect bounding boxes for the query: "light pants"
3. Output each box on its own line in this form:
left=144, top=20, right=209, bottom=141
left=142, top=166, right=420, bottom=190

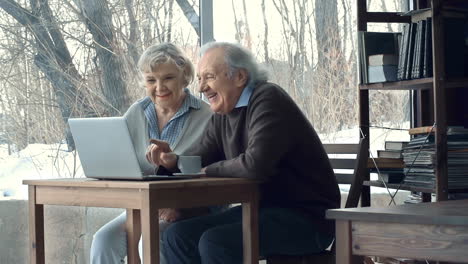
left=90, top=212, right=170, bottom=264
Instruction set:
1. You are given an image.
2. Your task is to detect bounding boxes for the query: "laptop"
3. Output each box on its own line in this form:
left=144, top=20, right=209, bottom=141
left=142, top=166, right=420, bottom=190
left=68, top=117, right=201, bottom=180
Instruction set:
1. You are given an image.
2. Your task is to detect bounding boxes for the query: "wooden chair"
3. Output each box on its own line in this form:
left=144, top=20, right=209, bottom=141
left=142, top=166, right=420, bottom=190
left=265, top=138, right=369, bottom=264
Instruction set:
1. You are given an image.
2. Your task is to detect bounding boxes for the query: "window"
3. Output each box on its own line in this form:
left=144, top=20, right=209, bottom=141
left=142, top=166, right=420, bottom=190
left=0, top=0, right=200, bottom=194
left=212, top=0, right=409, bottom=145
left=0, top=0, right=412, bottom=191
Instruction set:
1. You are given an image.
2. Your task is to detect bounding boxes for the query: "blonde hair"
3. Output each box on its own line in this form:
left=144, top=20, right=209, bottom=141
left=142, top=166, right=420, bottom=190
left=138, top=43, right=194, bottom=86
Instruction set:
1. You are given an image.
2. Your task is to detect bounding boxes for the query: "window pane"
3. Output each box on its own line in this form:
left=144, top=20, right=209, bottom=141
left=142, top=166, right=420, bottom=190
left=214, top=0, right=361, bottom=143
left=367, top=0, right=408, bottom=12
left=0, top=0, right=201, bottom=261
left=0, top=0, right=200, bottom=192
left=213, top=0, right=410, bottom=148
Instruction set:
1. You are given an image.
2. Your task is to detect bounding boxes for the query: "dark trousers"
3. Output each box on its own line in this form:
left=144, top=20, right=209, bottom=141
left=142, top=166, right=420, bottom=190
left=161, top=205, right=333, bottom=264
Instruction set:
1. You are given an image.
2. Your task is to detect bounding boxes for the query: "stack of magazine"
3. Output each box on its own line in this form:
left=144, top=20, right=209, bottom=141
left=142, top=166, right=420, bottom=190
left=402, top=126, right=468, bottom=189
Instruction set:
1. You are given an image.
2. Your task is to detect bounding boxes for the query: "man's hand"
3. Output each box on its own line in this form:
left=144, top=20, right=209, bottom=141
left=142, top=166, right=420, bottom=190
left=159, top=207, right=211, bottom=222
left=159, top=208, right=182, bottom=222
left=146, top=139, right=177, bottom=169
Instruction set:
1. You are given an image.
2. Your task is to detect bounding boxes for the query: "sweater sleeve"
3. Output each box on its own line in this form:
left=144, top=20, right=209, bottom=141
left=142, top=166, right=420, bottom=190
left=205, top=86, right=295, bottom=180
left=123, top=99, right=159, bottom=175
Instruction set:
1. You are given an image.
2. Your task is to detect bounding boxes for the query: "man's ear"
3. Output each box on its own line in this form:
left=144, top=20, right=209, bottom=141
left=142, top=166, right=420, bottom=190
left=235, top=69, right=248, bottom=87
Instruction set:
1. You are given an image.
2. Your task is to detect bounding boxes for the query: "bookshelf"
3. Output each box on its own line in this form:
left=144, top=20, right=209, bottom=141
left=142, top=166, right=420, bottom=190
left=360, top=77, right=433, bottom=90
left=357, top=0, right=468, bottom=204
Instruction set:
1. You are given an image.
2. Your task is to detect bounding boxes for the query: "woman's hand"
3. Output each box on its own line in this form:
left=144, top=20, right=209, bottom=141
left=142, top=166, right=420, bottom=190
left=159, top=207, right=211, bottom=222
left=146, top=139, right=177, bottom=169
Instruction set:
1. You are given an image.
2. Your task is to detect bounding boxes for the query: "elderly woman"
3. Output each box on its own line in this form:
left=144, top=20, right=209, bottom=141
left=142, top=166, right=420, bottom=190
left=90, top=43, right=212, bottom=264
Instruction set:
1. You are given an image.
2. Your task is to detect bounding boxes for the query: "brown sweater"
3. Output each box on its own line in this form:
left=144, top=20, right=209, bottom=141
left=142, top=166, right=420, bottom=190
left=189, top=82, right=340, bottom=235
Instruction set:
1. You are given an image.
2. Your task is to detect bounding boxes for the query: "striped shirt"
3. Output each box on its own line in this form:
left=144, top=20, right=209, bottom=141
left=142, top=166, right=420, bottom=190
left=138, top=89, right=201, bottom=148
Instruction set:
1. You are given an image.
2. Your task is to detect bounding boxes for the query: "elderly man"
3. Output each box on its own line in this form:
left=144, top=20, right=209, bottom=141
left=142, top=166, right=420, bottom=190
left=147, top=42, right=340, bottom=264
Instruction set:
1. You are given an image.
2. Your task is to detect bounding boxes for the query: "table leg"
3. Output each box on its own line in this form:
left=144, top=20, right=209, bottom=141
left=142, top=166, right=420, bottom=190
left=141, top=189, right=159, bottom=264
left=126, top=209, right=142, bottom=264
left=242, top=189, right=259, bottom=264
left=336, top=220, right=362, bottom=264
left=28, top=186, right=45, bottom=264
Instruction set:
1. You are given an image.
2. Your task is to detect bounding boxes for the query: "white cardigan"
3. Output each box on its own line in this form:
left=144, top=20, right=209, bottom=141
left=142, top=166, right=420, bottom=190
left=123, top=98, right=213, bottom=175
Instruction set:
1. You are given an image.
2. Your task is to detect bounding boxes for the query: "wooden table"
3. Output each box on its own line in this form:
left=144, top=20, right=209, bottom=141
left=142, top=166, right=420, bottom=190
left=23, top=178, right=259, bottom=264
left=326, top=199, right=468, bottom=264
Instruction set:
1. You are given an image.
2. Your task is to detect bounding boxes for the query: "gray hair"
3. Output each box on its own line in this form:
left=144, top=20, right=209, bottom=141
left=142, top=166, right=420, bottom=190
left=138, top=43, right=194, bottom=86
left=199, top=42, right=269, bottom=86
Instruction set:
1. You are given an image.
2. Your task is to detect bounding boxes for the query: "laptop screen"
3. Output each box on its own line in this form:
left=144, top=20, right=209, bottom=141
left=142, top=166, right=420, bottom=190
left=69, top=117, right=146, bottom=179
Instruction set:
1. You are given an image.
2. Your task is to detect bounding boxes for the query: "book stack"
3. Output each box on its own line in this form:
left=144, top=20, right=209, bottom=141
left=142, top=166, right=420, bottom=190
left=378, top=141, right=408, bottom=158
left=368, top=157, right=405, bottom=170
left=368, top=54, right=398, bottom=83
left=358, top=31, right=401, bottom=84
left=371, top=141, right=408, bottom=183
left=402, top=126, right=468, bottom=189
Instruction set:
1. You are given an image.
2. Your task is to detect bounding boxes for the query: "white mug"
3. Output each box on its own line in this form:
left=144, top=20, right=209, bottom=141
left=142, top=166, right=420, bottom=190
left=177, top=156, right=202, bottom=174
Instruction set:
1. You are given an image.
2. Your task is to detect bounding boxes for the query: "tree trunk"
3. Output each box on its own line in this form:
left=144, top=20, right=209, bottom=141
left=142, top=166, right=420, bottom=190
left=241, top=0, right=252, bottom=49
left=261, top=0, right=269, bottom=62
left=175, top=0, right=200, bottom=37
left=314, top=0, right=341, bottom=67
left=78, top=0, right=130, bottom=116
left=163, top=0, right=175, bottom=42
left=124, top=0, right=142, bottom=65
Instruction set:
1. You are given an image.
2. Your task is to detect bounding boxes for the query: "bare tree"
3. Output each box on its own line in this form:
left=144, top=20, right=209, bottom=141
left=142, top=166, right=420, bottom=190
left=241, top=0, right=251, bottom=49
left=76, top=0, right=130, bottom=115
left=315, top=0, right=342, bottom=68
left=0, top=0, right=202, bottom=152
left=0, top=0, right=92, bottom=148
left=271, top=0, right=313, bottom=111
left=261, top=0, right=269, bottom=62
left=124, top=0, right=141, bottom=65
left=175, top=0, right=200, bottom=38
left=164, top=0, right=175, bottom=42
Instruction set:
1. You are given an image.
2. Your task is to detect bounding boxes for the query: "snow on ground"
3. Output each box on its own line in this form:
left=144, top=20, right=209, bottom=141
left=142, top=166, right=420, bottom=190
left=1, top=124, right=410, bottom=200
left=0, top=143, right=85, bottom=200
left=319, top=123, right=410, bottom=151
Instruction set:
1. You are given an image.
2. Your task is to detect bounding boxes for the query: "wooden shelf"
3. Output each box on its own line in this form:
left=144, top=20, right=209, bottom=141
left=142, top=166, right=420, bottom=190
left=359, top=77, right=468, bottom=90
left=366, top=12, right=411, bottom=23
left=364, top=180, right=468, bottom=193
left=360, top=78, right=433, bottom=90
left=358, top=0, right=468, bottom=202
left=365, top=8, right=466, bottom=24
left=411, top=9, right=432, bottom=22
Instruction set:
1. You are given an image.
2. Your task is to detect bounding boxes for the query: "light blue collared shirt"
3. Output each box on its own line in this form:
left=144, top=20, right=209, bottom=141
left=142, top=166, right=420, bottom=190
left=234, top=83, right=254, bottom=108
left=139, top=88, right=200, bottom=148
